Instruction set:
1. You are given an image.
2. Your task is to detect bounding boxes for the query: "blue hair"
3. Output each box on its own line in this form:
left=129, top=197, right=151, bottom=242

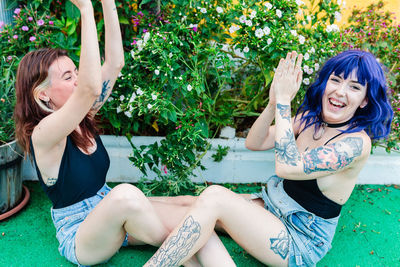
left=296, top=50, right=393, bottom=140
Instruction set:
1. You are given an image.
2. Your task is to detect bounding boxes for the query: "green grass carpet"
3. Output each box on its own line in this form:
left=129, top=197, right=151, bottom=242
left=1, top=182, right=399, bottom=266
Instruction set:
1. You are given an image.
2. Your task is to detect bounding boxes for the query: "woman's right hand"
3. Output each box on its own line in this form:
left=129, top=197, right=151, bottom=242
left=69, top=0, right=93, bottom=10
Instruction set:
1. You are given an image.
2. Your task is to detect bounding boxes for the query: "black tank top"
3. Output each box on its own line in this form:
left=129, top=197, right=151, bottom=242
left=30, top=135, right=110, bottom=209
left=283, top=133, right=344, bottom=219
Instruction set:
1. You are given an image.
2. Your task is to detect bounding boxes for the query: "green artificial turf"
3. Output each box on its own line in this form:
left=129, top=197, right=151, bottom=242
left=1, top=182, right=399, bottom=266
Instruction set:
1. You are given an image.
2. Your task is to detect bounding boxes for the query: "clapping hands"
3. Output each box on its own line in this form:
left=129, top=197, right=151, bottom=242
left=271, top=51, right=303, bottom=103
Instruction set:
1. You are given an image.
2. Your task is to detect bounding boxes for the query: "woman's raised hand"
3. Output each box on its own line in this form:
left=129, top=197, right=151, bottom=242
left=272, top=51, right=303, bottom=103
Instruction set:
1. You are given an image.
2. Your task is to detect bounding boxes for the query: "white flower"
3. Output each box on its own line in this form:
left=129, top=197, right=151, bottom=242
left=307, top=15, right=311, bottom=21
left=245, top=20, right=253, bottom=27
left=255, top=28, right=264, bottom=38
left=130, top=50, right=136, bottom=58
left=169, top=53, right=173, bottom=58
left=298, top=35, right=305, bottom=44
left=309, top=47, right=316, bottom=53
left=136, top=88, right=144, bottom=95
left=342, top=0, right=346, bottom=8
left=303, top=78, right=310, bottom=85
left=119, top=95, right=125, bottom=101
left=337, top=0, right=342, bottom=4
left=118, top=72, right=123, bottom=77
left=147, top=104, right=153, bottom=109
left=239, top=15, right=247, bottom=24
left=154, top=69, right=160, bottom=75
left=306, top=68, right=314, bottom=75
left=137, top=40, right=144, bottom=52
left=267, top=38, right=272, bottom=45
left=263, top=26, right=271, bottom=35
left=151, top=94, right=157, bottom=100
left=243, top=46, right=249, bottom=53
left=334, top=11, right=342, bottom=22
left=304, top=52, right=310, bottom=60
left=326, top=24, right=339, bottom=33
left=108, top=97, right=114, bottom=102
left=116, top=106, right=122, bottom=113
left=216, top=6, right=223, bottom=14
left=200, top=8, right=207, bottom=14
left=143, top=32, right=151, bottom=43
left=179, top=76, right=183, bottom=80
left=124, top=111, right=132, bottom=118
left=264, top=2, right=272, bottom=10
left=295, top=0, right=304, bottom=6
left=229, top=25, right=240, bottom=34
left=303, top=65, right=309, bottom=72
left=189, top=23, right=198, bottom=29
left=129, top=93, right=136, bottom=102
left=250, top=10, right=257, bottom=19
left=314, top=63, right=320, bottom=71
left=290, top=30, right=297, bottom=36
left=187, top=84, right=192, bottom=91
left=276, top=9, right=282, bottom=18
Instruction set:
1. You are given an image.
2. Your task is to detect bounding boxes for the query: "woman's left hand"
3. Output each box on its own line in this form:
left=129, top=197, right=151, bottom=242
left=272, top=51, right=303, bottom=103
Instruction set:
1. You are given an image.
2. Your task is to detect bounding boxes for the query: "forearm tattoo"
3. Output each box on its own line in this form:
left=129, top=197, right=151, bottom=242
left=303, top=137, right=363, bottom=174
left=148, top=216, right=201, bottom=266
left=275, top=129, right=301, bottom=166
left=277, top=103, right=291, bottom=122
left=270, top=230, right=289, bottom=260
left=92, top=80, right=111, bottom=109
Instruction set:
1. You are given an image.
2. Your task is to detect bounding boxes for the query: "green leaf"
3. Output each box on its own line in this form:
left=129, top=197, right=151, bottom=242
left=65, top=1, right=80, bottom=19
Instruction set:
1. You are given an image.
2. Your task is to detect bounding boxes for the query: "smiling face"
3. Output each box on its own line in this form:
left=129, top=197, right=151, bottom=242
left=321, top=70, right=368, bottom=124
left=39, top=56, right=78, bottom=110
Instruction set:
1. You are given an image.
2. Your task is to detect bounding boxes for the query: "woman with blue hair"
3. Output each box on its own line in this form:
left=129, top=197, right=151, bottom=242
left=143, top=50, right=393, bottom=266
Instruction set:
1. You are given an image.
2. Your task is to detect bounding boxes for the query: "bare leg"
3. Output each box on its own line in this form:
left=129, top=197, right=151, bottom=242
left=144, top=185, right=289, bottom=267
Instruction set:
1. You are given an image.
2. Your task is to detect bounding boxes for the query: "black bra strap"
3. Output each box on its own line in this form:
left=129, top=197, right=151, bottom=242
left=324, top=132, right=345, bottom=145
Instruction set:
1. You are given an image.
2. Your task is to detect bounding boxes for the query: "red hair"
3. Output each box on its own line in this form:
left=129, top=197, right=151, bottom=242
left=14, top=48, right=98, bottom=156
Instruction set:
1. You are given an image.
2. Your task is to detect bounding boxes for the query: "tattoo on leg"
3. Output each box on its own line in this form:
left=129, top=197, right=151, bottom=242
left=277, top=103, right=291, bottom=122
left=270, top=230, right=289, bottom=260
left=149, top=216, right=201, bottom=267
left=275, top=129, right=301, bottom=166
left=92, top=80, right=111, bottom=110
left=303, top=137, right=363, bottom=174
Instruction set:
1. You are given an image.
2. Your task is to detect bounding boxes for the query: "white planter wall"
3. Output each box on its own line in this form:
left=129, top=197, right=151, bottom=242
left=22, top=135, right=400, bottom=184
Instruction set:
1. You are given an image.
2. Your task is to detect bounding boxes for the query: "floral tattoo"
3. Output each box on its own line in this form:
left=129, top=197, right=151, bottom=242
left=275, top=129, right=301, bottom=166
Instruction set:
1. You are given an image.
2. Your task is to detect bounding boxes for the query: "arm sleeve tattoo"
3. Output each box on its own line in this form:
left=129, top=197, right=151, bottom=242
left=277, top=103, right=291, bottom=122
left=148, top=216, right=201, bottom=267
left=275, top=129, right=301, bottom=166
left=92, top=80, right=111, bottom=110
left=303, top=137, right=363, bottom=174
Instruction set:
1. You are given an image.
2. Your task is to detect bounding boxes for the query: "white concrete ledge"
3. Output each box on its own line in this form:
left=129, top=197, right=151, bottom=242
left=22, top=135, right=400, bottom=184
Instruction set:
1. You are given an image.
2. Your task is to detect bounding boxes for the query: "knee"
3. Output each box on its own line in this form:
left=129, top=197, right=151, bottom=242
left=196, top=185, right=229, bottom=209
left=107, top=183, right=150, bottom=214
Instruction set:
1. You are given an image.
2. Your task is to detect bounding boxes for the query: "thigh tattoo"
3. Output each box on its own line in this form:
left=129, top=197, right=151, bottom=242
left=269, top=230, right=290, bottom=260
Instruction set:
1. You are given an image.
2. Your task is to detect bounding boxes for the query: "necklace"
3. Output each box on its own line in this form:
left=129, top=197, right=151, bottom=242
left=312, top=119, right=352, bottom=140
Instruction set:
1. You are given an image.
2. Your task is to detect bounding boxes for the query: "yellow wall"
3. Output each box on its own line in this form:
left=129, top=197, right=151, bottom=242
left=339, top=0, right=400, bottom=23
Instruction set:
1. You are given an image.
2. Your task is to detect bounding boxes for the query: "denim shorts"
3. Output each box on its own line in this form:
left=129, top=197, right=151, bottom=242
left=50, top=184, right=129, bottom=266
left=252, top=176, right=339, bottom=266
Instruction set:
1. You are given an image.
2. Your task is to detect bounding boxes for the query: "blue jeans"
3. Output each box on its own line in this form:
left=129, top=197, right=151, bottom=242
left=254, top=176, right=339, bottom=266
left=50, top=184, right=129, bottom=266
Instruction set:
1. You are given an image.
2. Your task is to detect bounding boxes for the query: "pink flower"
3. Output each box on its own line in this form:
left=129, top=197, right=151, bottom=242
left=13, top=34, right=18, bottom=39
left=22, top=25, right=29, bottom=31
left=37, top=19, right=44, bottom=26
left=7, top=56, right=12, bottom=61
left=49, top=21, right=54, bottom=25
left=0, top=21, right=4, bottom=29
left=143, top=28, right=148, bottom=33
left=29, top=36, right=36, bottom=42
left=192, top=26, right=198, bottom=32
left=28, top=16, right=33, bottom=21
left=162, top=165, right=167, bottom=174
left=14, top=8, right=21, bottom=15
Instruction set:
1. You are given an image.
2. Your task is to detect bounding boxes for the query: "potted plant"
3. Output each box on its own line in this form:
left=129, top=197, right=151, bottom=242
left=0, top=56, right=30, bottom=220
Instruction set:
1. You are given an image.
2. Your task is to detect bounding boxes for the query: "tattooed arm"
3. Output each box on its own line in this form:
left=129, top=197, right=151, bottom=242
left=91, top=0, right=124, bottom=114
left=274, top=102, right=371, bottom=179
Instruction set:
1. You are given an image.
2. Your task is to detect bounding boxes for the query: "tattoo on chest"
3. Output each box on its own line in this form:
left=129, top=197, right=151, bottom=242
left=270, top=230, right=289, bottom=260
left=148, top=216, right=201, bottom=266
left=275, top=129, right=301, bottom=166
left=46, top=177, right=57, bottom=186
left=303, top=137, right=363, bottom=174
left=277, top=103, right=291, bottom=122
